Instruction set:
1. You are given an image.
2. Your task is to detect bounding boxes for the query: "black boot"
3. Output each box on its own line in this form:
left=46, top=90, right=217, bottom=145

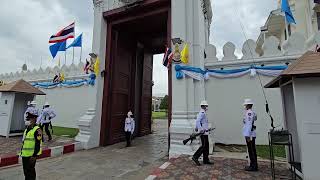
left=192, top=156, right=201, bottom=166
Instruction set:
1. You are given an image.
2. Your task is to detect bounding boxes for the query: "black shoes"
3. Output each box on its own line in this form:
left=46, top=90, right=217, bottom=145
left=203, top=161, right=214, bottom=165
left=192, top=157, right=201, bottom=166
left=244, top=166, right=258, bottom=171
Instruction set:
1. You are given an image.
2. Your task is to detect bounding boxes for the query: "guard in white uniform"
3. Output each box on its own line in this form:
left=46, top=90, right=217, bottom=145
left=38, top=102, right=56, bottom=142
left=242, top=99, right=258, bottom=171
left=24, top=101, right=39, bottom=123
left=124, top=111, right=135, bottom=147
left=192, top=100, right=213, bottom=166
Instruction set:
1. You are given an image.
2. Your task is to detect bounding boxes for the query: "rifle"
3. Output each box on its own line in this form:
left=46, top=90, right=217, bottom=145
left=183, top=128, right=215, bottom=145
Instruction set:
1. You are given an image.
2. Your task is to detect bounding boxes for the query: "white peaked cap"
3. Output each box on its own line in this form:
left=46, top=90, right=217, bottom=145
left=243, top=99, right=254, bottom=105
left=200, top=100, right=209, bottom=106
left=44, top=102, right=50, bottom=106
left=30, top=101, right=37, bottom=105
left=127, top=111, right=133, bottom=116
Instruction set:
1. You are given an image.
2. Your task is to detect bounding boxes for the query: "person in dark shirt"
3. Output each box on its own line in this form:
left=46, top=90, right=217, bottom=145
left=21, top=109, right=42, bottom=180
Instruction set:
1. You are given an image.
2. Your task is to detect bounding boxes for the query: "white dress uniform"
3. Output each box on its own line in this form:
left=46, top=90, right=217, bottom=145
left=242, top=109, right=257, bottom=138
left=196, top=109, right=209, bottom=135
left=39, top=107, right=56, bottom=124
left=124, top=117, right=135, bottom=134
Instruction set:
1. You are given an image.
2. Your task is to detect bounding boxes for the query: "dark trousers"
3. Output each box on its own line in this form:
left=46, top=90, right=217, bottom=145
left=22, top=157, right=36, bottom=180
left=125, top=131, right=132, bottom=147
left=41, top=123, right=52, bottom=141
left=246, top=137, right=258, bottom=168
left=193, top=135, right=209, bottom=162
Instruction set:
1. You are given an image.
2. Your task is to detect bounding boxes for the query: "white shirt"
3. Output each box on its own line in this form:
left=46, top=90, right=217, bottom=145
left=124, top=117, right=135, bottom=133
left=195, top=109, right=209, bottom=135
left=38, top=107, right=56, bottom=124
left=242, top=109, right=257, bottom=137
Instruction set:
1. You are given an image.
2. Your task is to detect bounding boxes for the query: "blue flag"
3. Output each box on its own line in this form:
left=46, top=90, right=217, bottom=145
left=67, top=33, right=82, bottom=49
left=281, top=0, right=296, bottom=24
left=49, top=41, right=67, bottom=58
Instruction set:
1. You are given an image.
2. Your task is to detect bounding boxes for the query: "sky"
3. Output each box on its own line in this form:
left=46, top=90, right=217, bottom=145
left=0, top=0, right=277, bottom=96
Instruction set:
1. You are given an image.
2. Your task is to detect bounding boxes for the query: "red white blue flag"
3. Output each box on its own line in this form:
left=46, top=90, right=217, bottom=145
left=49, top=22, right=75, bottom=43
left=162, top=47, right=173, bottom=68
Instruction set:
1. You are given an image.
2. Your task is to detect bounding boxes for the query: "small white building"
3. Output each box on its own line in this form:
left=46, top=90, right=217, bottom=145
left=0, top=79, right=45, bottom=138
left=265, top=51, right=320, bottom=179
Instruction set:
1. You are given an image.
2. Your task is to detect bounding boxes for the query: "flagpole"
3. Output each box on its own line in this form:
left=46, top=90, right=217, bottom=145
left=65, top=50, right=67, bottom=65
left=80, top=46, right=83, bottom=63
left=282, top=0, right=290, bottom=40
left=72, top=47, right=75, bottom=64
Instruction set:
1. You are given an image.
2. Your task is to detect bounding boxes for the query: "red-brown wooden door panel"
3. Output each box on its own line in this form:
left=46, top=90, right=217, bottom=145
left=108, top=31, right=134, bottom=144
left=139, top=50, right=153, bottom=136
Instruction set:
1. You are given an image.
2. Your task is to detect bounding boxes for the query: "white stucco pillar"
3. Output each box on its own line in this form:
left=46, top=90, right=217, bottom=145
left=75, top=1, right=108, bottom=149
left=294, top=0, right=313, bottom=39
left=170, top=0, right=211, bottom=157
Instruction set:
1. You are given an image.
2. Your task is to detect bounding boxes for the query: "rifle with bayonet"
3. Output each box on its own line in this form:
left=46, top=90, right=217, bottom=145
left=183, top=128, right=215, bottom=145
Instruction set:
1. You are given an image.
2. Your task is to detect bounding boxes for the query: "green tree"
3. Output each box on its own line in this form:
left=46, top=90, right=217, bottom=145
left=160, top=95, right=168, bottom=110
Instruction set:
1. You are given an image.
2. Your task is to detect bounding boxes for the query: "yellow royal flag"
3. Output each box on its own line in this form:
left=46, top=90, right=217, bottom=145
left=94, top=57, right=100, bottom=76
left=60, top=72, right=65, bottom=81
left=180, top=43, right=189, bottom=64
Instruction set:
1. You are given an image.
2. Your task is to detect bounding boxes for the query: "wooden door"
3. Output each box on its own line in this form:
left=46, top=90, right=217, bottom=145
left=107, top=30, right=134, bottom=144
left=139, top=50, right=153, bottom=136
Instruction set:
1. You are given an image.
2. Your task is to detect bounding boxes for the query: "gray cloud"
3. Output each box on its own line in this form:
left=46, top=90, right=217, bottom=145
left=0, top=0, right=93, bottom=73
left=0, top=0, right=277, bottom=95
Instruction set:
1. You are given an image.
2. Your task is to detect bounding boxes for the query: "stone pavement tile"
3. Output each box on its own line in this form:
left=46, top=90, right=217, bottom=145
left=0, top=135, right=75, bottom=157
left=0, top=120, right=169, bottom=180
left=153, top=155, right=294, bottom=180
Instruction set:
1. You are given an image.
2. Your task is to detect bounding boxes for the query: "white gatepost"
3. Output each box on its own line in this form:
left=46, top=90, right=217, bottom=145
left=169, top=0, right=213, bottom=158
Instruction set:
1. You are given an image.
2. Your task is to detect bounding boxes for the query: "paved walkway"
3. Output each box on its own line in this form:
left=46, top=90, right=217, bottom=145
left=0, top=135, right=75, bottom=157
left=151, top=155, right=295, bottom=180
left=0, top=120, right=169, bottom=180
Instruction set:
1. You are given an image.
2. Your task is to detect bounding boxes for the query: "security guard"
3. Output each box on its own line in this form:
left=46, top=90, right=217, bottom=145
left=192, top=100, right=213, bottom=166
left=38, top=102, right=56, bottom=142
left=242, top=98, right=258, bottom=171
left=124, top=111, right=135, bottom=147
left=20, top=109, right=42, bottom=180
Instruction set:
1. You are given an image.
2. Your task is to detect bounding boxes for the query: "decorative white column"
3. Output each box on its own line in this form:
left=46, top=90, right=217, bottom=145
left=169, top=0, right=212, bottom=158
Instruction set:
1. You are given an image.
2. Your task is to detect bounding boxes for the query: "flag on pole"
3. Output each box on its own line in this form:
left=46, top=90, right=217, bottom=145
left=180, top=43, right=189, bottom=64
left=49, top=22, right=75, bottom=43
left=67, top=33, right=82, bottom=49
left=49, top=41, right=66, bottom=59
left=281, top=0, right=296, bottom=24
left=162, top=47, right=173, bottom=68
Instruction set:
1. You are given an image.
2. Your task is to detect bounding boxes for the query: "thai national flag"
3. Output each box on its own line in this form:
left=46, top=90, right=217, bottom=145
left=49, top=22, right=75, bottom=43
left=162, top=47, right=173, bottom=68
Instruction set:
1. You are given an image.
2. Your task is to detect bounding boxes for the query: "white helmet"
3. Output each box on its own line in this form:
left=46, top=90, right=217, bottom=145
left=200, top=100, right=209, bottom=106
left=243, top=99, right=254, bottom=105
left=44, top=102, right=50, bottom=106
left=30, top=101, right=37, bottom=105
left=127, top=111, right=133, bottom=116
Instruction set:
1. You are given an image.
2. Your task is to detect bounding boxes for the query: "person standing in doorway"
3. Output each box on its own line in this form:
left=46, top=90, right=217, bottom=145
left=20, top=109, right=42, bottom=180
left=124, top=111, right=135, bottom=147
left=192, top=100, right=213, bottom=166
left=242, top=98, right=258, bottom=171
left=38, top=102, right=56, bottom=142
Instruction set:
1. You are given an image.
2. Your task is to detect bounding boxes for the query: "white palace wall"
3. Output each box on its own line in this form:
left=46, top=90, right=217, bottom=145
left=203, top=32, right=318, bottom=145
left=0, top=62, right=97, bottom=128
